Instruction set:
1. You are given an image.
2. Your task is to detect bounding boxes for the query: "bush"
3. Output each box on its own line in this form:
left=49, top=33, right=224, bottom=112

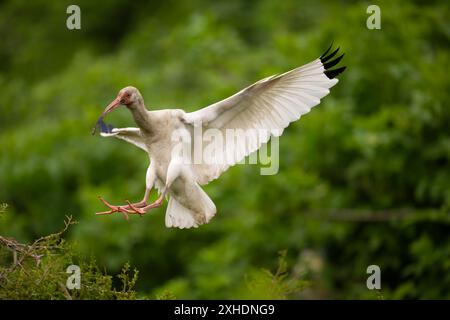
left=0, top=216, right=139, bottom=300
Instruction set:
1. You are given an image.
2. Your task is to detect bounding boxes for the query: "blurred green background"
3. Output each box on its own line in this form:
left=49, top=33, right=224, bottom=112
left=0, top=0, right=449, bottom=299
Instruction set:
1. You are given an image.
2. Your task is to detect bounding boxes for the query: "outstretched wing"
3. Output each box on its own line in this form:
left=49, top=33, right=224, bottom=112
left=183, top=46, right=346, bottom=185
left=100, top=127, right=147, bottom=152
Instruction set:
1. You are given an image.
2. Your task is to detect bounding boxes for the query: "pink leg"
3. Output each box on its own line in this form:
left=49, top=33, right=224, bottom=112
left=96, top=189, right=151, bottom=220
left=125, top=191, right=166, bottom=215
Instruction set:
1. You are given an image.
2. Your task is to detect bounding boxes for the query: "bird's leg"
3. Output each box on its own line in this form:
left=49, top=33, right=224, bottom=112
left=96, top=196, right=132, bottom=220
left=96, top=162, right=158, bottom=219
left=125, top=157, right=181, bottom=215
left=96, top=188, right=151, bottom=219
left=126, top=189, right=167, bottom=215
left=123, top=188, right=151, bottom=209
left=100, top=188, right=151, bottom=210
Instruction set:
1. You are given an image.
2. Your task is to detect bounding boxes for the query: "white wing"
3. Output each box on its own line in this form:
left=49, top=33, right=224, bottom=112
left=100, top=127, right=147, bottom=152
left=183, top=47, right=345, bottom=184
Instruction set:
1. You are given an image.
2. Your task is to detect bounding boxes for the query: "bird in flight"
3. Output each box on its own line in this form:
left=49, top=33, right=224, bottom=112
left=92, top=45, right=346, bottom=229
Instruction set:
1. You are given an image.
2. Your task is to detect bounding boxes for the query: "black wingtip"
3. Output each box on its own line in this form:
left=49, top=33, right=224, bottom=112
left=323, top=53, right=344, bottom=70
left=320, top=44, right=346, bottom=79
left=325, top=66, right=346, bottom=79
left=320, top=42, right=334, bottom=59
left=321, top=47, right=340, bottom=64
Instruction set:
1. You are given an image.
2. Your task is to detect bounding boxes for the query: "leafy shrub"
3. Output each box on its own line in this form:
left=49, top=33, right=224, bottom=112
left=0, top=216, right=139, bottom=300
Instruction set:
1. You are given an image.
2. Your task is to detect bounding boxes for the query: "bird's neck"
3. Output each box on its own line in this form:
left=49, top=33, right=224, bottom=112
left=128, top=101, right=152, bottom=133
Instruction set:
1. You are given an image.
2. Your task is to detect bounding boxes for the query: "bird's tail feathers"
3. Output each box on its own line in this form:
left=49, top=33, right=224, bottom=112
left=165, top=186, right=216, bottom=229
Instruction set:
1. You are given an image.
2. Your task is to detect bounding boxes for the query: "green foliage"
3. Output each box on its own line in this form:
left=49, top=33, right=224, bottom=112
left=0, top=216, right=139, bottom=299
left=0, top=0, right=448, bottom=299
left=155, top=290, right=177, bottom=300
left=244, top=250, right=309, bottom=299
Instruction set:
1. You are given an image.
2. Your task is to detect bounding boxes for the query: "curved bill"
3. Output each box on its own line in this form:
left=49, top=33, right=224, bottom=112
left=91, top=97, right=121, bottom=135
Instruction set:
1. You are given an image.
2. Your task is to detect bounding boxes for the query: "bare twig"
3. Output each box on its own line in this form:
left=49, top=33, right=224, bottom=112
left=0, top=216, right=77, bottom=279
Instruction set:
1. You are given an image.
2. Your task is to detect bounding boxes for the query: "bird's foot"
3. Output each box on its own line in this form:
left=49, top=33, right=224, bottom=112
left=96, top=195, right=163, bottom=219
left=125, top=197, right=164, bottom=215
left=123, top=196, right=164, bottom=215
left=125, top=200, right=146, bottom=215
left=96, top=196, right=146, bottom=220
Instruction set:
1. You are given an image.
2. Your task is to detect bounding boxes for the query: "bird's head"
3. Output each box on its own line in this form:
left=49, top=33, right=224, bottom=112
left=104, top=86, right=143, bottom=113
left=92, top=86, right=143, bottom=135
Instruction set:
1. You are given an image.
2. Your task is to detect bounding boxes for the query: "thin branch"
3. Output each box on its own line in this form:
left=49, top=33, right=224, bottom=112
left=0, top=216, right=77, bottom=279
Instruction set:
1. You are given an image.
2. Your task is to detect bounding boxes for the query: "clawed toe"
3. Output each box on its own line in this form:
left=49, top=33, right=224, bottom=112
left=96, top=195, right=150, bottom=220
left=126, top=200, right=145, bottom=215
left=95, top=210, right=115, bottom=215
left=97, top=196, right=130, bottom=220
left=97, top=196, right=118, bottom=211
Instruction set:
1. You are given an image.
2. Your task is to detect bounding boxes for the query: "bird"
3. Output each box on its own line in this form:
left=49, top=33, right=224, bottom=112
left=92, top=45, right=346, bottom=229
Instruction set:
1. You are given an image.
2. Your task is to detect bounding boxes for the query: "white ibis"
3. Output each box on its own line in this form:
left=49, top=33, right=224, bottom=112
left=93, top=46, right=345, bottom=229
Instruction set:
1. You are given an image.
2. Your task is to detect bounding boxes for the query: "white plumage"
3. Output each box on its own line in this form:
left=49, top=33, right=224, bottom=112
left=94, top=46, right=345, bottom=229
